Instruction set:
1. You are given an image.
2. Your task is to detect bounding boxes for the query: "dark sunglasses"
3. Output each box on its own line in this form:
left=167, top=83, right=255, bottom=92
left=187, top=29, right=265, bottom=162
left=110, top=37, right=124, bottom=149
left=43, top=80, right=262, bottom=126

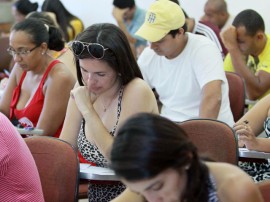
left=71, top=41, right=108, bottom=59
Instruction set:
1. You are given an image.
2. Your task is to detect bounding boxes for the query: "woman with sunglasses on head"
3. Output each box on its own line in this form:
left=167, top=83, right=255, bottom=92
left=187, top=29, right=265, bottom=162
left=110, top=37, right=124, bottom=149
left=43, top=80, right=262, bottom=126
left=60, top=23, right=158, bottom=201
left=110, top=113, right=263, bottom=202
left=0, top=18, right=75, bottom=137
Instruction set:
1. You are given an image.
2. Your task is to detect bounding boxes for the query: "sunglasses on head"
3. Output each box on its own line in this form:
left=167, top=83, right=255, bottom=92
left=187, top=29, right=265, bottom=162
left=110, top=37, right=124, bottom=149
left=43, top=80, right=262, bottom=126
left=71, top=41, right=108, bottom=59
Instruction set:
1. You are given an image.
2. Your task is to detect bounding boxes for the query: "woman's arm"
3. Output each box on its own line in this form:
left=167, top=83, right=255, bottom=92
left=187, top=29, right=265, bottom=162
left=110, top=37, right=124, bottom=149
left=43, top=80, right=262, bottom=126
left=36, top=63, right=76, bottom=136
left=234, top=94, right=270, bottom=148
left=208, top=162, right=263, bottom=202
left=236, top=94, right=270, bottom=135
left=72, top=78, right=159, bottom=159
left=0, top=65, right=22, bottom=117
left=59, top=82, right=83, bottom=149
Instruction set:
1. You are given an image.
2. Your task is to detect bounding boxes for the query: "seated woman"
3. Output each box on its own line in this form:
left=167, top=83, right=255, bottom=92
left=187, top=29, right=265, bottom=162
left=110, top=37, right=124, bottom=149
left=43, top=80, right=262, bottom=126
left=235, top=93, right=270, bottom=182
left=41, top=0, right=84, bottom=42
left=26, top=11, right=77, bottom=77
left=0, top=18, right=75, bottom=137
left=59, top=23, right=158, bottom=201
left=12, top=0, right=38, bottom=23
left=110, top=113, right=263, bottom=202
left=0, top=112, right=44, bottom=201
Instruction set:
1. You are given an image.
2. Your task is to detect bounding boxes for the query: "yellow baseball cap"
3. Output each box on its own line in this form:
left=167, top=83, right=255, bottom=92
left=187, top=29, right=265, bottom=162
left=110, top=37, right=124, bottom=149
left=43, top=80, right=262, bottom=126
left=135, top=0, right=185, bottom=42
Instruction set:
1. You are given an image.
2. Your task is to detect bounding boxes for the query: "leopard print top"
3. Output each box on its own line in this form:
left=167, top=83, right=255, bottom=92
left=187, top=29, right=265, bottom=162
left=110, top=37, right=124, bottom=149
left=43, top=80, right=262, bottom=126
left=77, top=86, right=124, bottom=167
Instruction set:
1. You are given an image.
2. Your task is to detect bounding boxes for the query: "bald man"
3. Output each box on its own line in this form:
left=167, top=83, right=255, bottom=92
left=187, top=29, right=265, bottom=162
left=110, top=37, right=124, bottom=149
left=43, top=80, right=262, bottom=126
left=201, top=0, right=234, bottom=32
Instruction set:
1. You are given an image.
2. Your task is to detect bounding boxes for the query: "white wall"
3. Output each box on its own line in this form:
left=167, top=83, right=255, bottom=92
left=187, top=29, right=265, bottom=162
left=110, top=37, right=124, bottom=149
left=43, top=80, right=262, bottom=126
left=33, top=0, right=270, bottom=32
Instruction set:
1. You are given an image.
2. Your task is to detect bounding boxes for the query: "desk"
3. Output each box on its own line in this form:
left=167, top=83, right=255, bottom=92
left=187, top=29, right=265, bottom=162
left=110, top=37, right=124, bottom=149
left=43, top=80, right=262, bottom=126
left=16, top=127, right=44, bottom=135
left=239, top=148, right=270, bottom=160
left=80, top=163, right=119, bottom=181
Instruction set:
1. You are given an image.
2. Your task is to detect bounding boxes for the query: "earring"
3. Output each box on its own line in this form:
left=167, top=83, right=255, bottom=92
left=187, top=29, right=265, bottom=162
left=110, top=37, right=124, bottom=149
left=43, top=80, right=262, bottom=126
left=184, top=164, right=190, bottom=170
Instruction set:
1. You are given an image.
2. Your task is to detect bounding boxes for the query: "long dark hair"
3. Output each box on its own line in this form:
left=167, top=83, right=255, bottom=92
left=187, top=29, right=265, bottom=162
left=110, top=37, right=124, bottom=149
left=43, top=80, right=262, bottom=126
left=41, top=0, right=83, bottom=41
left=73, top=23, right=143, bottom=86
left=13, top=0, right=38, bottom=16
left=110, top=113, right=211, bottom=202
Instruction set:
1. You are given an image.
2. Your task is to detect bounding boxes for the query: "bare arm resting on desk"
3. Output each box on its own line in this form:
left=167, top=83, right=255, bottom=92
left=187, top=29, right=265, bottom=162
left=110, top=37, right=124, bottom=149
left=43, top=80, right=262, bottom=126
left=234, top=94, right=270, bottom=151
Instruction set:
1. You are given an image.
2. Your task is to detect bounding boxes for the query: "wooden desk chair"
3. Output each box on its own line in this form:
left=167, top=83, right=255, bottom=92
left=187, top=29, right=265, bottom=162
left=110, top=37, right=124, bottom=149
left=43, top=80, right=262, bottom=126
left=79, top=179, right=88, bottom=199
left=24, top=136, right=79, bottom=202
left=179, top=118, right=238, bottom=165
left=257, top=180, right=270, bottom=202
left=225, top=72, right=246, bottom=122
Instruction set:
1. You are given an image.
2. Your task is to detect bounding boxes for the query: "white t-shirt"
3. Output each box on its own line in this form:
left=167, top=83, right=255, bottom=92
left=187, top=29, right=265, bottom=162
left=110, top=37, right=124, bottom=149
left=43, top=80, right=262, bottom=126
left=138, top=33, right=234, bottom=126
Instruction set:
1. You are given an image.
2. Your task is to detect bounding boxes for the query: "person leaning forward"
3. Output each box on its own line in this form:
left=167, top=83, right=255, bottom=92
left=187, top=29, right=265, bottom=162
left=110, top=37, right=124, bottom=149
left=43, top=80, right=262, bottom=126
left=136, top=0, right=234, bottom=126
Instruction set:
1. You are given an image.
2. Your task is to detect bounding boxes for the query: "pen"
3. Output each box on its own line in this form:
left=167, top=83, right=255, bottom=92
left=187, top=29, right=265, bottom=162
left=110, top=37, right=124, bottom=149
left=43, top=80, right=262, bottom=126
left=3, top=69, right=10, bottom=77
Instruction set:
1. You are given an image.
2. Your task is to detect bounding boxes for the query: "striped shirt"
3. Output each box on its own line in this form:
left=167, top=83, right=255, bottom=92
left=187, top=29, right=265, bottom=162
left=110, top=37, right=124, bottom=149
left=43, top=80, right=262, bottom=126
left=0, top=113, right=44, bottom=201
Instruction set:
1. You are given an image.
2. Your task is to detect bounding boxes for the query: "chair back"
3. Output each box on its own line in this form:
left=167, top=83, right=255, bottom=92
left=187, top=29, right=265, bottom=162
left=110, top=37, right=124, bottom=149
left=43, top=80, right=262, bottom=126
left=0, top=36, right=12, bottom=72
left=25, top=136, right=79, bottom=202
left=225, top=72, right=245, bottom=122
left=257, top=180, right=270, bottom=202
left=179, top=119, right=238, bottom=164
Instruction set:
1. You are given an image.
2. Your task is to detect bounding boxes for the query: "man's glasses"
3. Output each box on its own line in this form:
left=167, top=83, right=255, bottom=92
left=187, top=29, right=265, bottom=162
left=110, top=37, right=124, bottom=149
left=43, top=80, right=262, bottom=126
left=71, top=41, right=108, bottom=59
left=7, top=45, right=39, bottom=58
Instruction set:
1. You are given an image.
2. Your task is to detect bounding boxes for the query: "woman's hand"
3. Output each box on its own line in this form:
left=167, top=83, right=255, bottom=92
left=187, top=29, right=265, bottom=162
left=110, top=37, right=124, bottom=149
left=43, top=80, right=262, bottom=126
left=70, top=86, right=96, bottom=116
left=233, top=121, right=258, bottom=150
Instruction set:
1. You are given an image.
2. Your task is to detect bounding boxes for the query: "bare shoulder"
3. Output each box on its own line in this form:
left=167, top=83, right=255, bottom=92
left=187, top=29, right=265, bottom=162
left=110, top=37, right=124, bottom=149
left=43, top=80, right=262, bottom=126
left=123, top=78, right=157, bottom=105
left=207, top=162, right=263, bottom=202
left=47, top=61, right=75, bottom=84
left=121, top=78, right=158, bottom=114
left=124, top=78, right=154, bottom=96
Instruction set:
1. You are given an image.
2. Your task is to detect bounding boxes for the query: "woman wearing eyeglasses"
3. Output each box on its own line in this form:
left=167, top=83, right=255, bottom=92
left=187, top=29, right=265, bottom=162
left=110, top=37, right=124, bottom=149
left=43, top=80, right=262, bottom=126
left=60, top=23, right=158, bottom=201
left=26, top=11, right=77, bottom=78
left=0, top=18, right=75, bottom=137
left=110, top=113, right=263, bottom=202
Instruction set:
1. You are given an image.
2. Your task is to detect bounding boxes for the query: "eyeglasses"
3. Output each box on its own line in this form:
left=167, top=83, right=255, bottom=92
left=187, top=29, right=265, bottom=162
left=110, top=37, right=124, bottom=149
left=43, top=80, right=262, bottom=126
left=71, top=41, right=108, bottom=59
left=7, top=45, right=39, bottom=58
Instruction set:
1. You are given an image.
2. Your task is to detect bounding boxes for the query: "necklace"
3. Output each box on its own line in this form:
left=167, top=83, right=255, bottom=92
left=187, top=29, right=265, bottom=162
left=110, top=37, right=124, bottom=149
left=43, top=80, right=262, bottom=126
left=103, top=96, right=116, bottom=112
left=102, top=87, right=121, bottom=112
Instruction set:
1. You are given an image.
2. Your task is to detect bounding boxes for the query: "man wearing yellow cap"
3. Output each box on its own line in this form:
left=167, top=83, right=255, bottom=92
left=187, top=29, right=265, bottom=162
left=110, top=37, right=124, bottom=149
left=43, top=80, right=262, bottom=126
left=136, top=0, right=234, bottom=126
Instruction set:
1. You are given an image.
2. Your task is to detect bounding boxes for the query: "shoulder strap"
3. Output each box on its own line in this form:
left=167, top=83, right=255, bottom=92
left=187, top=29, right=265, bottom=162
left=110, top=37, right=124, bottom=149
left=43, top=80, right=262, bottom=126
left=40, top=60, right=61, bottom=85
